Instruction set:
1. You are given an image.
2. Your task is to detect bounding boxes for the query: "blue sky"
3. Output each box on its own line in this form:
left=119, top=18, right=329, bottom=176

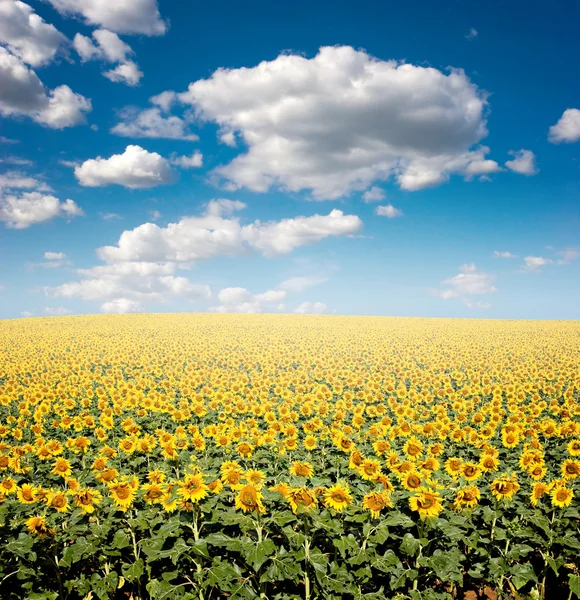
left=1, top=0, right=579, bottom=319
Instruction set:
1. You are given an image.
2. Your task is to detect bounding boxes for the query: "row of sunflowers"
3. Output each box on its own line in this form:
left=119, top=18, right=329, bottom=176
left=0, top=314, right=579, bottom=599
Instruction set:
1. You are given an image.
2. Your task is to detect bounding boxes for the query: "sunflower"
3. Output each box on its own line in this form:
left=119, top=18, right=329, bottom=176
left=73, top=488, right=102, bottom=514
left=359, top=458, right=382, bottom=481
left=0, top=477, right=17, bottom=495
left=323, top=484, right=352, bottom=512
left=551, top=485, right=574, bottom=508
left=51, top=458, right=72, bottom=478
left=290, top=462, right=314, bottom=478
left=461, top=463, right=481, bottom=482
left=142, top=483, right=165, bottom=505
left=401, top=470, right=423, bottom=491
left=221, top=469, right=242, bottom=487
left=161, top=492, right=178, bottom=513
left=419, top=457, right=440, bottom=473
left=91, top=457, right=108, bottom=472
left=409, top=488, right=444, bottom=519
left=362, top=491, right=393, bottom=518
left=303, top=435, right=318, bottom=451
left=429, top=444, right=444, bottom=457
left=502, top=431, right=520, bottom=449
left=270, top=482, right=291, bottom=498
left=403, top=437, right=424, bottom=459
left=287, top=487, right=318, bottom=514
left=200, top=478, right=219, bottom=495
left=46, top=490, right=70, bottom=513
left=17, top=483, right=39, bottom=504
left=237, top=442, right=253, bottom=458
left=530, top=482, right=549, bottom=506
left=567, top=440, right=580, bottom=457
left=561, top=459, right=580, bottom=480
left=118, top=437, right=136, bottom=454
left=97, top=468, right=119, bottom=483
left=453, top=486, right=481, bottom=510
left=108, top=481, right=137, bottom=511
left=490, top=474, right=520, bottom=502
left=444, top=458, right=463, bottom=479
left=479, top=455, right=499, bottom=473
left=235, top=484, right=265, bottom=514
left=177, top=473, right=208, bottom=503
left=147, top=470, right=166, bottom=484
left=528, top=464, right=547, bottom=481
left=244, top=469, right=266, bottom=488
left=25, top=516, right=55, bottom=538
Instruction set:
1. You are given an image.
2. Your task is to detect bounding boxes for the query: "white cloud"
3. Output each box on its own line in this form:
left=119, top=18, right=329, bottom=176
left=101, top=298, right=145, bottom=314
left=362, top=186, right=385, bottom=203
left=0, top=170, right=50, bottom=191
left=0, top=47, right=91, bottom=128
left=149, top=209, right=161, bottom=221
left=74, top=144, right=176, bottom=188
left=210, top=287, right=287, bottom=313
left=505, top=149, right=538, bottom=176
left=465, top=28, right=478, bottom=41
left=44, top=251, right=66, bottom=260
left=0, top=191, right=83, bottom=228
left=49, top=261, right=211, bottom=313
left=432, top=263, right=496, bottom=308
left=0, top=136, right=19, bottom=143
left=376, top=204, right=403, bottom=218
left=73, top=30, right=143, bottom=86
left=548, top=108, right=580, bottom=143
left=21, top=311, right=35, bottom=317
left=242, top=209, right=363, bottom=257
left=103, top=61, right=142, bottom=86
left=150, top=90, right=177, bottom=112
left=72, top=32, right=101, bottom=62
left=44, top=306, right=71, bottom=315
left=556, top=248, right=579, bottom=264
left=522, top=256, right=554, bottom=272
left=0, top=155, right=33, bottom=166
left=279, top=276, right=327, bottom=292
left=429, top=288, right=459, bottom=300
left=465, top=300, right=491, bottom=309
left=111, top=107, right=198, bottom=140
left=219, top=130, right=236, bottom=147
left=443, top=263, right=496, bottom=295
left=58, top=159, right=80, bottom=168
left=176, top=45, right=499, bottom=199
left=46, top=0, right=167, bottom=36
left=97, top=201, right=362, bottom=263
left=171, top=150, right=203, bottom=168
left=0, top=0, right=68, bottom=67
left=36, top=84, right=92, bottom=128
left=295, top=301, right=327, bottom=314
left=100, top=212, right=120, bottom=220
left=91, top=28, right=132, bottom=62
left=493, top=250, right=518, bottom=259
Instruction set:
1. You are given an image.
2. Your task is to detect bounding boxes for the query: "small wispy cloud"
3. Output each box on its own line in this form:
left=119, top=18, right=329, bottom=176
left=465, top=28, right=478, bottom=41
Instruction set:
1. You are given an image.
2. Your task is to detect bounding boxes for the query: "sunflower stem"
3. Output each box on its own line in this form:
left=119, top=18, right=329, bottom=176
left=192, top=507, right=204, bottom=600
left=303, top=517, right=311, bottom=600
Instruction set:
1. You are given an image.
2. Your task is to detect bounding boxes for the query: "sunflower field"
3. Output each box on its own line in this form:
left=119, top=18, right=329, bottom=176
left=0, top=314, right=579, bottom=600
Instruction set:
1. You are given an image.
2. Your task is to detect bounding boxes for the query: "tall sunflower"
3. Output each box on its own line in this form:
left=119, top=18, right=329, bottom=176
left=25, top=516, right=55, bottom=538
left=235, top=484, right=265, bottom=514
left=177, top=473, right=208, bottom=503
left=108, top=481, right=137, bottom=511
left=73, top=488, right=102, bottom=514
left=409, top=488, right=444, bottom=519
left=362, top=491, right=393, bottom=518
left=323, top=484, right=352, bottom=512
